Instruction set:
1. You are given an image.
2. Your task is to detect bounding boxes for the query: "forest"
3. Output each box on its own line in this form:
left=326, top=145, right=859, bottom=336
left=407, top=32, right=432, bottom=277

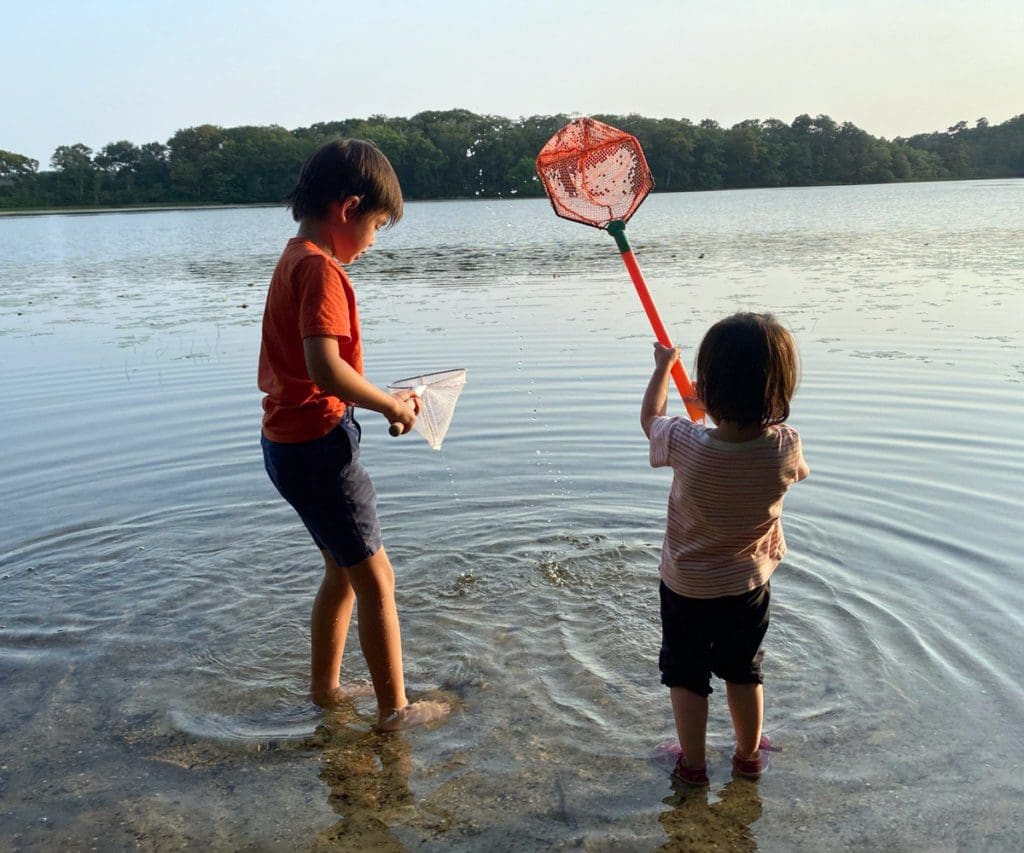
left=1, top=110, right=1022, bottom=210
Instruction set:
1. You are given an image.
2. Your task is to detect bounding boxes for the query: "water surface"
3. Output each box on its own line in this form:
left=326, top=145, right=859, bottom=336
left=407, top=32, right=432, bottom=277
left=1, top=181, right=1023, bottom=850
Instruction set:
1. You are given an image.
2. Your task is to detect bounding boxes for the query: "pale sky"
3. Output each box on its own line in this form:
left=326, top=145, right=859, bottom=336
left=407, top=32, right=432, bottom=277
left=3, top=0, right=1021, bottom=166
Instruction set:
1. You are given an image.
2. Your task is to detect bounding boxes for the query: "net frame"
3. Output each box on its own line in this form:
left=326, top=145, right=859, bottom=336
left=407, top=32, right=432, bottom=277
left=535, top=117, right=654, bottom=229
left=387, top=368, right=466, bottom=450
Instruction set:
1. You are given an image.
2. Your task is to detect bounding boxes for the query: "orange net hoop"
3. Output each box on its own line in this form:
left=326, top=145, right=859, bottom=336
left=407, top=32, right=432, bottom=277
left=535, top=118, right=654, bottom=229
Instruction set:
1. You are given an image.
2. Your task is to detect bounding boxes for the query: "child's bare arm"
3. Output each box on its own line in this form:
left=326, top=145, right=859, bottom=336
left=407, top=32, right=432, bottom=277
left=303, top=336, right=416, bottom=431
left=641, top=342, right=680, bottom=437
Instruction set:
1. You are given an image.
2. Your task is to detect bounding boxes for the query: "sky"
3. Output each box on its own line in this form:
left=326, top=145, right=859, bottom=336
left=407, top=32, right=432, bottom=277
left=2, top=0, right=1021, bottom=166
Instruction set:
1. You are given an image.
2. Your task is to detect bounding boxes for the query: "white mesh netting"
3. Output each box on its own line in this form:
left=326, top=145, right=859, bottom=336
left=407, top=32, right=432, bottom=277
left=387, top=368, right=466, bottom=450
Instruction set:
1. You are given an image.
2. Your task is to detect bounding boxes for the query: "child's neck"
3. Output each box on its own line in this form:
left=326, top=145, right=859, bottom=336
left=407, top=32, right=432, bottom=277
left=296, top=220, right=334, bottom=256
left=710, top=420, right=768, bottom=443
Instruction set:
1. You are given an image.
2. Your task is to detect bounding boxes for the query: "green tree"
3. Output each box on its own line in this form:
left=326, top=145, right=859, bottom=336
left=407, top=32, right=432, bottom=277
left=167, top=125, right=225, bottom=202
left=723, top=119, right=763, bottom=187
left=95, top=140, right=141, bottom=203
left=216, top=125, right=306, bottom=203
left=624, top=116, right=696, bottom=191
left=135, top=142, right=171, bottom=202
left=4, top=110, right=1023, bottom=211
left=395, top=129, right=445, bottom=198
left=0, top=149, right=39, bottom=206
left=0, top=149, right=38, bottom=182
left=755, top=119, right=790, bottom=186
left=691, top=119, right=726, bottom=189
left=51, top=143, right=95, bottom=203
left=410, top=110, right=488, bottom=197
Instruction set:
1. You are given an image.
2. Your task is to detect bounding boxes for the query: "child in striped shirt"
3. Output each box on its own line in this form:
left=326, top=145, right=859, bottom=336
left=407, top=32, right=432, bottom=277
left=641, top=312, right=809, bottom=785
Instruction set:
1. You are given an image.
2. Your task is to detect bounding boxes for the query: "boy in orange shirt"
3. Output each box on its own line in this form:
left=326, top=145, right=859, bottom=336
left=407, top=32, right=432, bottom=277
left=259, top=139, right=449, bottom=731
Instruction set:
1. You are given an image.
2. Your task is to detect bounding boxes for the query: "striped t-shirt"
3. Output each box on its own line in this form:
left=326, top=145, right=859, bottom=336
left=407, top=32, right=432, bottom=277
left=649, top=416, right=809, bottom=599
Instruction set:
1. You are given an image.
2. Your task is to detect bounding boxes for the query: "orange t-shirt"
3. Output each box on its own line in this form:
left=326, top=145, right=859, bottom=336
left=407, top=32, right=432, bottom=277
left=258, top=238, right=364, bottom=443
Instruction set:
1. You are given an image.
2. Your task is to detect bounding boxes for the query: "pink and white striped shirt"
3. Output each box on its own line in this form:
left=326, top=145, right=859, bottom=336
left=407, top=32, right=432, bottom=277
left=649, top=416, right=809, bottom=599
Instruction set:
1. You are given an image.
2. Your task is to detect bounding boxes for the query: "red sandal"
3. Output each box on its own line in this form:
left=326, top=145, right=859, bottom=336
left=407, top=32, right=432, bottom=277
left=652, top=741, right=709, bottom=786
left=732, top=734, right=778, bottom=779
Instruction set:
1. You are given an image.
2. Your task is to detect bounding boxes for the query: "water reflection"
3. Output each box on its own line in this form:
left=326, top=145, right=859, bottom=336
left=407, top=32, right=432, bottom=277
left=658, top=779, right=763, bottom=852
left=311, top=701, right=450, bottom=849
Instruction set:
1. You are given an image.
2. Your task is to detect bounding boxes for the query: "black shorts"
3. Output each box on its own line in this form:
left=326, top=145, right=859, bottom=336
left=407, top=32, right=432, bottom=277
left=261, top=409, right=382, bottom=568
left=659, top=580, right=771, bottom=697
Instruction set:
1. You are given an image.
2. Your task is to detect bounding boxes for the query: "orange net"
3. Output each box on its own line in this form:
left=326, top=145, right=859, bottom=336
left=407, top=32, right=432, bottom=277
left=535, top=117, right=654, bottom=229
left=536, top=118, right=705, bottom=422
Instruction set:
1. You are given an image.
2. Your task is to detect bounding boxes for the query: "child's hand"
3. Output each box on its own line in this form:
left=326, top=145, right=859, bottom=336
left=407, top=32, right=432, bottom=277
left=391, top=389, right=421, bottom=415
left=653, top=342, right=681, bottom=371
left=388, top=389, right=419, bottom=432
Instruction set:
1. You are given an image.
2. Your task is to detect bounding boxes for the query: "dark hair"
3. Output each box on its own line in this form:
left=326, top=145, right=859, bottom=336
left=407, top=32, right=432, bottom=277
left=695, top=312, right=800, bottom=428
left=285, top=138, right=403, bottom=225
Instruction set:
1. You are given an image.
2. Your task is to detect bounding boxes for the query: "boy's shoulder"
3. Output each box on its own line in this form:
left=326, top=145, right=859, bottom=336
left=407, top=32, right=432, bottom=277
left=279, top=237, right=326, bottom=265
left=274, top=239, right=350, bottom=285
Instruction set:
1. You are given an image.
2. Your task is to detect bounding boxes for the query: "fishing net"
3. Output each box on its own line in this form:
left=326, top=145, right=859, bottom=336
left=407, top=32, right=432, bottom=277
left=387, top=368, right=466, bottom=450
left=536, top=118, right=704, bottom=422
left=535, top=117, right=654, bottom=229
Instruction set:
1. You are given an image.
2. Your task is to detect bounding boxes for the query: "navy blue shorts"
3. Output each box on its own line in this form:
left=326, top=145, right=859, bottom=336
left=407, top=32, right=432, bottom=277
left=261, top=409, right=382, bottom=568
left=659, top=581, right=770, bottom=697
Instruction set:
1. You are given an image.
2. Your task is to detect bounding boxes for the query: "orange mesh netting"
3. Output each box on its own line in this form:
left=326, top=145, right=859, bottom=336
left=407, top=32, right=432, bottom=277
left=535, top=117, right=654, bottom=229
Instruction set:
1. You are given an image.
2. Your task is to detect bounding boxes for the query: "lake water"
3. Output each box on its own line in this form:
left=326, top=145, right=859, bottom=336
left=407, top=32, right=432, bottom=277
left=1, top=181, right=1022, bottom=850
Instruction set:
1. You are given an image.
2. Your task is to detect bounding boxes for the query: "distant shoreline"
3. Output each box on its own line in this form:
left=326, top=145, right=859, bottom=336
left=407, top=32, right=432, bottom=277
left=1, top=177, right=1019, bottom=219
left=0, top=202, right=282, bottom=218
left=0, top=196, right=514, bottom=217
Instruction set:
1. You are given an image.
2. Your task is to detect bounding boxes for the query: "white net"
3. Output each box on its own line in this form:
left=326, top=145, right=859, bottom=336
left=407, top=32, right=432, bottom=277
left=387, top=368, right=466, bottom=450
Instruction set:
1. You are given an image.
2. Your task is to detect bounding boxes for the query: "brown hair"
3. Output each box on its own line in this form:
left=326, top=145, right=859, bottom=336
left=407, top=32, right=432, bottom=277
left=695, top=313, right=800, bottom=428
left=285, top=138, right=403, bottom=225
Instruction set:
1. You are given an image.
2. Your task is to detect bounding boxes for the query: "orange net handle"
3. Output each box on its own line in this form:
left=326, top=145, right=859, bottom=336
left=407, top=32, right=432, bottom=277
left=613, top=225, right=705, bottom=422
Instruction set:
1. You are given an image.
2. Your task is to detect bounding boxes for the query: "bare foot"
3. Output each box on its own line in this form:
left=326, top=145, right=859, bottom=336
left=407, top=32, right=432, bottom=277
left=376, top=700, right=451, bottom=732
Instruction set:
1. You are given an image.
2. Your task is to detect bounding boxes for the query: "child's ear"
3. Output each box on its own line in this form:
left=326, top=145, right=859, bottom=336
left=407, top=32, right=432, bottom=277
left=337, top=195, right=362, bottom=223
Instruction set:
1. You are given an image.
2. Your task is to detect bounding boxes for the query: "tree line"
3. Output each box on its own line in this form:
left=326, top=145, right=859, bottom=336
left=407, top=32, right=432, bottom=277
left=1, top=110, right=1022, bottom=210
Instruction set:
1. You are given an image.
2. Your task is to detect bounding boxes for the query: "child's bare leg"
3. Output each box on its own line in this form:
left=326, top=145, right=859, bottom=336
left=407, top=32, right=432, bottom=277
left=343, top=547, right=449, bottom=731
left=725, top=681, right=763, bottom=759
left=309, top=549, right=356, bottom=706
left=670, top=686, right=709, bottom=768
left=344, top=547, right=404, bottom=712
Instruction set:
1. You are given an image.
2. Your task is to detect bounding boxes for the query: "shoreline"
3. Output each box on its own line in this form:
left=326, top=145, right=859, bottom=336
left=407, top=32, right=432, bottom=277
left=0, top=202, right=282, bottom=218
left=0, top=196, right=522, bottom=218
left=1, top=176, right=1018, bottom=219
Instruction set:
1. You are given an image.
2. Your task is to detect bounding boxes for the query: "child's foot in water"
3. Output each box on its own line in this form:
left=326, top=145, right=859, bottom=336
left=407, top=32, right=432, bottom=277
left=652, top=741, right=709, bottom=786
left=309, top=682, right=375, bottom=708
left=377, top=700, right=451, bottom=732
left=732, top=735, right=778, bottom=779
